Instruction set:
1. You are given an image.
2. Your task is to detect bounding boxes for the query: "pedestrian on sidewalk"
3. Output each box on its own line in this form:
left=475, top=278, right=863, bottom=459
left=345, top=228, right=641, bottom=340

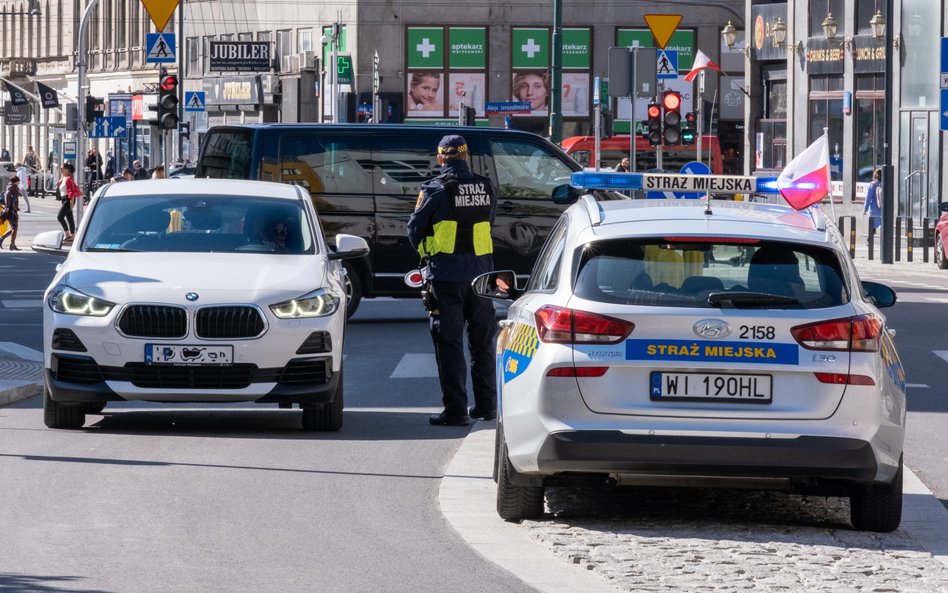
left=864, top=168, right=882, bottom=241
left=14, top=163, right=31, bottom=213
left=0, top=176, right=22, bottom=250
left=56, top=163, right=81, bottom=242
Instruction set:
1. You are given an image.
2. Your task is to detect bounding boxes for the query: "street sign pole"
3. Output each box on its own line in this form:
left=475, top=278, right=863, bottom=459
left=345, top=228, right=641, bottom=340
left=593, top=75, right=601, bottom=171
left=629, top=47, right=637, bottom=173
left=75, top=0, right=100, bottom=225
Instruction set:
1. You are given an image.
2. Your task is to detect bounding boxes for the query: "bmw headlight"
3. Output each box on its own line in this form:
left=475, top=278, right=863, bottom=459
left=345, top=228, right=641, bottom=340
left=270, top=289, right=340, bottom=318
left=48, top=285, right=115, bottom=316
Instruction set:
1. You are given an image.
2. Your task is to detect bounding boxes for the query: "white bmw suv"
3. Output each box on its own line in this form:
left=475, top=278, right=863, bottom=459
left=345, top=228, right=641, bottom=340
left=34, top=179, right=368, bottom=431
left=475, top=196, right=905, bottom=532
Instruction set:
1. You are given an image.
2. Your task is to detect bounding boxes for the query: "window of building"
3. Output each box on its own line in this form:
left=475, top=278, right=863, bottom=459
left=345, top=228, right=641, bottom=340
left=276, top=29, right=293, bottom=68
left=854, top=74, right=884, bottom=183
left=187, top=37, right=200, bottom=77
left=298, top=29, right=312, bottom=53
left=809, top=0, right=846, bottom=37
left=808, top=77, right=845, bottom=181
left=238, top=32, right=253, bottom=41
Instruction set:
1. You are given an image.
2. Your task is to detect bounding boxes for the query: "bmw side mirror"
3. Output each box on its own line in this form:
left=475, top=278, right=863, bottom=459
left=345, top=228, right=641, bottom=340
left=329, top=233, right=370, bottom=261
left=31, top=230, right=70, bottom=256
left=472, top=270, right=520, bottom=301
left=862, top=280, right=897, bottom=308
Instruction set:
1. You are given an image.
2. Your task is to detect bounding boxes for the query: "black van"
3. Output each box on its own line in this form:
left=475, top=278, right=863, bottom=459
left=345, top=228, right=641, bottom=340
left=197, top=124, right=623, bottom=314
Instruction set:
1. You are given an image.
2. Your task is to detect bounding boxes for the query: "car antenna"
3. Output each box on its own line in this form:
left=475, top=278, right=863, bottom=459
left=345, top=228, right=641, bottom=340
left=703, top=191, right=713, bottom=216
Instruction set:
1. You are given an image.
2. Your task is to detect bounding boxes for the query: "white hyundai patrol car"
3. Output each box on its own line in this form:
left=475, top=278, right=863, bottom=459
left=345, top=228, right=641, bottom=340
left=475, top=196, right=905, bottom=532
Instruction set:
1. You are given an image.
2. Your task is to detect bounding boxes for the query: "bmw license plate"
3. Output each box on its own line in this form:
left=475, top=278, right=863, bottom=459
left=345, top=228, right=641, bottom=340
left=145, top=344, right=234, bottom=365
left=650, top=372, right=772, bottom=403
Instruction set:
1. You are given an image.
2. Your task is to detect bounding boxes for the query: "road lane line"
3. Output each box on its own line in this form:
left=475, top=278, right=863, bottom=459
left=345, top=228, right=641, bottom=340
left=390, top=353, right=438, bottom=378
left=0, top=342, right=43, bottom=362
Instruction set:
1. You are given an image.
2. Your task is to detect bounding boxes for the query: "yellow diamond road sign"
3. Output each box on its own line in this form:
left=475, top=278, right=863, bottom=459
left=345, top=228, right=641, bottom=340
left=141, top=0, right=179, bottom=32
left=644, top=14, right=683, bottom=50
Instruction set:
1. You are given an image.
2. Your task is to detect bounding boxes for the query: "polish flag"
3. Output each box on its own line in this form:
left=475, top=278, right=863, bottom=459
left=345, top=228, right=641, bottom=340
left=776, top=134, right=831, bottom=210
left=684, top=50, right=721, bottom=82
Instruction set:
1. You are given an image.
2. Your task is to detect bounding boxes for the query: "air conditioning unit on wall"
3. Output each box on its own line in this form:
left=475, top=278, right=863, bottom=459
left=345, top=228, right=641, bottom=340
left=299, top=51, right=317, bottom=70
left=281, top=54, right=300, bottom=74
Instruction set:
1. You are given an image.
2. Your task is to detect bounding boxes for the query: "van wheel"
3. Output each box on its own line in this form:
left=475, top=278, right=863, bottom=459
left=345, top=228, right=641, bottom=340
left=343, top=262, right=362, bottom=318
left=850, top=460, right=902, bottom=532
left=43, top=386, right=86, bottom=430
left=496, top=427, right=544, bottom=522
left=302, top=367, right=344, bottom=432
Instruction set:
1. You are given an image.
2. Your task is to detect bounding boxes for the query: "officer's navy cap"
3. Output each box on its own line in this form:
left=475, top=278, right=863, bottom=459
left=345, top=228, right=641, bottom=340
left=123, top=167, right=135, bottom=175
left=438, top=134, right=468, bottom=156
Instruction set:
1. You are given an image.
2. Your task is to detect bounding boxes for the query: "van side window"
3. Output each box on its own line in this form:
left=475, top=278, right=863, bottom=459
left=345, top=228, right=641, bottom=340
left=281, top=135, right=373, bottom=195
left=200, top=131, right=253, bottom=178
left=490, top=140, right=574, bottom=200
left=371, top=135, right=440, bottom=196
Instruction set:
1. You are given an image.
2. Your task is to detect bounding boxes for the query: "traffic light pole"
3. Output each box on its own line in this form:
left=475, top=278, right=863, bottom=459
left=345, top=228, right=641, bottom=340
left=75, top=0, right=100, bottom=225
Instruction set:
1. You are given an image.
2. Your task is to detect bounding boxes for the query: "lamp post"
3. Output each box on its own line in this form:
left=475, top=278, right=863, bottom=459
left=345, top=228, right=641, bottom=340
left=880, top=0, right=894, bottom=264
left=549, top=0, right=562, bottom=144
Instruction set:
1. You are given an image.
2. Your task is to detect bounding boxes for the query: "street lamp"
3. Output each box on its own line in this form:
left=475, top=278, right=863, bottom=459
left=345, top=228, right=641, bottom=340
left=721, top=21, right=750, bottom=57
left=822, top=13, right=838, bottom=42
left=869, top=10, right=886, bottom=40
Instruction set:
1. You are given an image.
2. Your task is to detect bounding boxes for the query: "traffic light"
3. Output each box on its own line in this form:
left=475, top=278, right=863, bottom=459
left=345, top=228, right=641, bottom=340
left=646, top=101, right=662, bottom=146
left=179, top=121, right=191, bottom=140
left=662, top=91, right=682, bottom=145
left=84, top=95, right=105, bottom=124
left=681, top=112, right=697, bottom=145
left=158, top=71, right=179, bottom=130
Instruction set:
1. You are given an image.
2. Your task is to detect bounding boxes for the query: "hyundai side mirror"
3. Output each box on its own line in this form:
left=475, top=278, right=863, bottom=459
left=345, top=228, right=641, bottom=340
left=472, top=270, right=520, bottom=301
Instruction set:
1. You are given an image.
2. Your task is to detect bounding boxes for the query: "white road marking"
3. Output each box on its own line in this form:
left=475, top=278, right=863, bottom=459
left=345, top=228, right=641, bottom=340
left=906, top=383, right=929, bottom=388
left=0, top=342, right=43, bottom=362
left=936, top=351, right=948, bottom=365
left=390, top=353, right=439, bottom=378
left=924, top=297, right=948, bottom=303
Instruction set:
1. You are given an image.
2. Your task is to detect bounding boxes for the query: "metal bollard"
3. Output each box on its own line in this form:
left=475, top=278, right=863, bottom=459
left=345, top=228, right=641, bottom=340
left=837, top=215, right=856, bottom=257
left=867, top=218, right=879, bottom=260
left=894, top=216, right=912, bottom=262
left=906, top=225, right=914, bottom=262
left=922, top=217, right=939, bottom=263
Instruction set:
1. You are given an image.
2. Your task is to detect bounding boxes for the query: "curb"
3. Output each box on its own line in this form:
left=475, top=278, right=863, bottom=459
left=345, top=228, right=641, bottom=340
left=0, top=381, right=42, bottom=406
left=441, top=424, right=948, bottom=593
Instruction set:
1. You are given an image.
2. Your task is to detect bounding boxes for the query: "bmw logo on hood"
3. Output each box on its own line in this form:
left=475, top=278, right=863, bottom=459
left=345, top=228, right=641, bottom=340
left=693, top=319, right=730, bottom=339
left=186, top=292, right=199, bottom=302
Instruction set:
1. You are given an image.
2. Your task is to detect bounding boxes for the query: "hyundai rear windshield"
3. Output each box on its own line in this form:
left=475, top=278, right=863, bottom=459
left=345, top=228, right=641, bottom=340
left=574, top=239, right=849, bottom=309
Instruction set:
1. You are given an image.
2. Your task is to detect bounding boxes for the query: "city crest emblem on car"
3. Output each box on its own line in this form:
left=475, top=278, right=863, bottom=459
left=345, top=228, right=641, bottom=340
left=186, top=292, right=199, bottom=302
left=693, top=319, right=730, bottom=339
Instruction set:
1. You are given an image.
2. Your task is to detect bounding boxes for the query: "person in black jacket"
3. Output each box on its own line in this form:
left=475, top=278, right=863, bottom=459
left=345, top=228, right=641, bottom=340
left=407, top=135, right=499, bottom=426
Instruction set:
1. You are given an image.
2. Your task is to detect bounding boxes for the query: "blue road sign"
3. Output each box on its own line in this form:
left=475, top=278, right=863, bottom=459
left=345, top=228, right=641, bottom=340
left=657, top=49, right=678, bottom=79
left=674, top=161, right=711, bottom=199
left=485, top=101, right=531, bottom=114
left=90, top=116, right=128, bottom=138
left=146, top=33, right=176, bottom=63
left=941, top=89, right=948, bottom=132
left=63, top=141, right=77, bottom=161
left=184, top=91, right=206, bottom=112
left=941, top=37, right=948, bottom=73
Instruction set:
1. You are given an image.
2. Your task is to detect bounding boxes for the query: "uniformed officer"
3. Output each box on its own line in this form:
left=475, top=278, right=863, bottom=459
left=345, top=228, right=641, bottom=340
left=407, top=134, right=499, bottom=426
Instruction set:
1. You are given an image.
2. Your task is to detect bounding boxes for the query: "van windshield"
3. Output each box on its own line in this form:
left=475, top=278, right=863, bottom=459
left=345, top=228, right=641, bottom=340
left=198, top=130, right=253, bottom=179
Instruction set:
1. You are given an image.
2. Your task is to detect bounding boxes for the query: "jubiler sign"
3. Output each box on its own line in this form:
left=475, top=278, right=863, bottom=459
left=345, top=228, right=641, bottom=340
left=209, top=41, right=271, bottom=72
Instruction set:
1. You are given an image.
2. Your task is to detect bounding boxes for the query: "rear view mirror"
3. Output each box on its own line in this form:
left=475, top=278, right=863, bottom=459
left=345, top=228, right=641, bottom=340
left=472, top=270, right=520, bottom=301
left=32, top=230, right=70, bottom=256
left=329, top=233, right=370, bottom=261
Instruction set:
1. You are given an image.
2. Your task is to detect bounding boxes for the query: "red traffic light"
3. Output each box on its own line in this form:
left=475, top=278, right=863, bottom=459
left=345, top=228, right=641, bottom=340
left=647, top=104, right=661, bottom=119
left=662, top=91, right=681, bottom=112
left=160, top=75, right=179, bottom=92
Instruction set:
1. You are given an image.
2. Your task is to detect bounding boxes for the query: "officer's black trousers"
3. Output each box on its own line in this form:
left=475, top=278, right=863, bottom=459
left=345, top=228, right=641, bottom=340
left=429, top=280, right=497, bottom=419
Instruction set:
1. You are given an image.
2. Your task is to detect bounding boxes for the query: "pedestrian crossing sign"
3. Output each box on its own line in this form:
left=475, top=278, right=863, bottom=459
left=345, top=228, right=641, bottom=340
left=146, top=33, right=176, bottom=63
left=656, top=49, right=678, bottom=79
left=185, top=91, right=206, bottom=112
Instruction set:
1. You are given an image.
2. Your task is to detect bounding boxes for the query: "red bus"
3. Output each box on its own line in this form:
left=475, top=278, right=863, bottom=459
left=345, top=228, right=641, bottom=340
left=561, top=135, right=724, bottom=175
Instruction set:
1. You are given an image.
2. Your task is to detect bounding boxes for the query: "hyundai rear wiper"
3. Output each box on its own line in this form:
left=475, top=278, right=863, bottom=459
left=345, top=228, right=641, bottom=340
left=707, top=291, right=801, bottom=308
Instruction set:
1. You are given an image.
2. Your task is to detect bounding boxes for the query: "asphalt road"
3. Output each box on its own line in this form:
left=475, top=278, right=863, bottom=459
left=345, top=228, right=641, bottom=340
left=1, top=212, right=947, bottom=592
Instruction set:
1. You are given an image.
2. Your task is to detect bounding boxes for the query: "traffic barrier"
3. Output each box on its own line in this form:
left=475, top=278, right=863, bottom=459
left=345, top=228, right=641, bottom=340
left=922, top=217, right=939, bottom=263
left=837, top=215, right=856, bottom=258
